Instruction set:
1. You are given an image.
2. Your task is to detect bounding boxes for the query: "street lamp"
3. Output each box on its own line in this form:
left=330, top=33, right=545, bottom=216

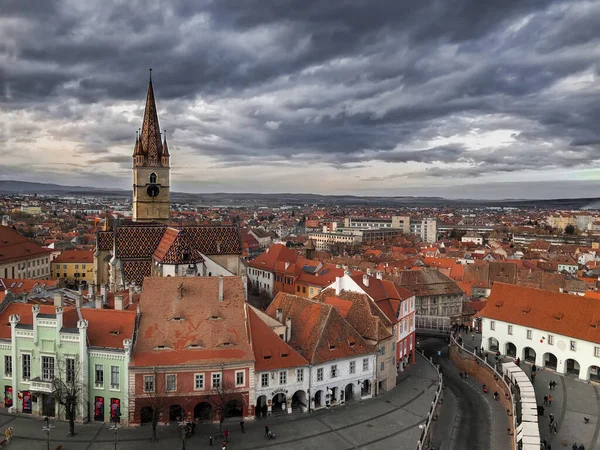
left=109, top=418, right=121, bottom=450
left=41, top=416, right=55, bottom=450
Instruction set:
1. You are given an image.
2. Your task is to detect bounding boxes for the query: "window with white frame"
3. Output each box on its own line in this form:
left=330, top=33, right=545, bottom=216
left=109, top=366, right=119, bottom=389
left=349, top=361, right=356, bottom=374
left=526, top=330, right=532, bottom=340
left=297, top=368, right=304, bottom=382
left=194, top=374, right=204, bottom=390
left=166, top=374, right=177, bottom=392
left=212, top=373, right=221, bottom=389
left=279, top=371, right=287, bottom=385
left=490, top=321, right=495, bottom=331
left=330, top=365, right=338, bottom=378
left=94, top=364, right=104, bottom=386
left=4, top=355, right=11, bottom=377
left=363, top=358, right=369, bottom=371
left=66, top=358, right=75, bottom=383
left=507, top=325, right=513, bottom=335
left=261, top=373, right=269, bottom=387
left=22, top=354, right=30, bottom=380
left=570, top=340, right=576, bottom=351
left=42, top=356, right=55, bottom=381
left=236, top=371, right=244, bottom=386
left=381, top=362, right=385, bottom=371
left=144, top=375, right=154, bottom=392
left=595, top=347, right=600, bottom=358
left=317, top=368, right=323, bottom=382
left=548, top=335, right=554, bottom=345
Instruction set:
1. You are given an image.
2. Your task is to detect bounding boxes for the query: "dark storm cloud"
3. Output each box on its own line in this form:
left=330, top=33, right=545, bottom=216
left=2, top=0, right=600, bottom=189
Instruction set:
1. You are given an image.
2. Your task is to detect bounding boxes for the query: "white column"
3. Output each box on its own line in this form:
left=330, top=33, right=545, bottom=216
left=9, top=314, right=19, bottom=414
left=123, top=339, right=132, bottom=424
left=78, top=320, right=89, bottom=422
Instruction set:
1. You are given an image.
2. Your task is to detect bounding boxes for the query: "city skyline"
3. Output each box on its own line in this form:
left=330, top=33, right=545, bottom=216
left=2, top=0, right=600, bottom=199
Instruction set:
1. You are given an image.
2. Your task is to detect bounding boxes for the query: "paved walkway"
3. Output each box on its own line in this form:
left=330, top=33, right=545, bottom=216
left=0, top=355, right=439, bottom=450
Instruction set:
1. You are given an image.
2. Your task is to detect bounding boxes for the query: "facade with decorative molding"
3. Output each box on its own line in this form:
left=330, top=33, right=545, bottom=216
left=0, top=298, right=136, bottom=423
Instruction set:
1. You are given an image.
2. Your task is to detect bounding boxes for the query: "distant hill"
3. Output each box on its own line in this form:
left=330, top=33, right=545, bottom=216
left=0, top=179, right=598, bottom=208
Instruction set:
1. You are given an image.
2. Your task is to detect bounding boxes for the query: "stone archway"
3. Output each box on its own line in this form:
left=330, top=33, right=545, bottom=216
left=488, top=337, right=499, bottom=351
left=331, top=387, right=339, bottom=404
left=522, top=347, right=536, bottom=363
left=588, top=365, right=600, bottom=382
left=543, top=352, right=557, bottom=370
left=194, top=402, right=212, bottom=422
left=140, top=406, right=153, bottom=424
left=272, top=393, right=287, bottom=414
left=566, top=359, right=580, bottom=376
left=344, top=384, right=355, bottom=402
left=291, top=390, right=307, bottom=413
left=226, top=399, right=244, bottom=418
left=314, top=390, right=324, bottom=409
left=169, top=404, right=184, bottom=422
left=504, top=342, right=517, bottom=358
left=255, top=395, right=267, bottom=418
left=361, top=380, right=371, bottom=397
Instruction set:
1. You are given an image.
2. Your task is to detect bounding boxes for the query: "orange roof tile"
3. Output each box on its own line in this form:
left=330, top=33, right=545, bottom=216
left=248, top=307, right=308, bottom=371
left=0, top=225, right=51, bottom=264
left=132, top=277, right=254, bottom=367
left=0, top=279, right=59, bottom=294
left=52, top=250, right=94, bottom=264
left=478, top=283, right=600, bottom=344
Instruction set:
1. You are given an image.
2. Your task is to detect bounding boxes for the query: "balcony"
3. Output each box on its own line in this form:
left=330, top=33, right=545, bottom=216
left=30, top=377, right=53, bottom=393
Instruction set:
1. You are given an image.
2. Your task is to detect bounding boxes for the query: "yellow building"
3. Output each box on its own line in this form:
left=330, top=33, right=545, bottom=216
left=51, top=250, right=94, bottom=283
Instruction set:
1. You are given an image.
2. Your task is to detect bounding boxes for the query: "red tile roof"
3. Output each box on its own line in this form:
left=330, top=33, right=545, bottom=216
left=53, top=250, right=94, bottom=264
left=478, top=283, right=600, bottom=344
left=0, top=279, right=59, bottom=294
left=247, top=307, right=308, bottom=371
left=0, top=225, right=50, bottom=264
left=132, top=277, right=254, bottom=367
left=267, top=292, right=377, bottom=364
left=248, top=244, right=299, bottom=271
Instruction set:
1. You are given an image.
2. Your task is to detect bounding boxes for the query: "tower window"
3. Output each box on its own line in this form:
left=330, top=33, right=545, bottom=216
left=149, top=173, right=157, bottom=183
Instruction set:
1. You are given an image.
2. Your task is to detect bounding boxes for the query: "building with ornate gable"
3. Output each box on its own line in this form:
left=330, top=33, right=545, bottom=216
left=94, top=74, right=243, bottom=291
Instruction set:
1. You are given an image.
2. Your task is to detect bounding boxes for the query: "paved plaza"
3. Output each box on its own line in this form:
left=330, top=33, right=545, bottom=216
left=0, top=355, right=439, bottom=450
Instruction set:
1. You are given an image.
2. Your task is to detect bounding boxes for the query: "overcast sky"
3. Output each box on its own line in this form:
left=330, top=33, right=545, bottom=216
left=2, top=0, right=600, bottom=199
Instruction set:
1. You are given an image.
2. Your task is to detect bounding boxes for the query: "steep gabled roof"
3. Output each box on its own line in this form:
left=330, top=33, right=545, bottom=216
left=248, top=307, right=308, bottom=371
left=0, top=225, right=51, bottom=264
left=267, top=293, right=377, bottom=364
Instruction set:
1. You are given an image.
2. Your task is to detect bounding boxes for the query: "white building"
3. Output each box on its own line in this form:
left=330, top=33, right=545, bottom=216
left=410, top=218, right=437, bottom=244
left=461, top=232, right=484, bottom=246
left=479, top=283, right=600, bottom=381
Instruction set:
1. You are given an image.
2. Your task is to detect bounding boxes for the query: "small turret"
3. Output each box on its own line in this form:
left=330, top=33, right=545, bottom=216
left=161, top=130, right=170, bottom=167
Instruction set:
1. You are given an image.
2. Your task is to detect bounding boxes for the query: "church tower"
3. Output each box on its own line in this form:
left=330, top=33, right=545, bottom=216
left=132, top=70, right=171, bottom=223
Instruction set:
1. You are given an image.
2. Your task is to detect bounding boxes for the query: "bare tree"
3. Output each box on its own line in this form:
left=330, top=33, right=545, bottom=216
left=51, top=357, right=87, bottom=437
left=208, top=378, right=246, bottom=437
left=141, top=371, right=169, bottom=442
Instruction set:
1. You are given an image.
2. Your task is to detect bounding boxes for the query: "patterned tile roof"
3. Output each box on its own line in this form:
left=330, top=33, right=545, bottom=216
left=97, top=231, right=114, bottom=251
left=115, top=225, right=166, bottom=259
left=138, top=77, right=164, bottom=167
left=122, top=260, right=152, bottom=286
left=153, top=228, right=205, bottom=264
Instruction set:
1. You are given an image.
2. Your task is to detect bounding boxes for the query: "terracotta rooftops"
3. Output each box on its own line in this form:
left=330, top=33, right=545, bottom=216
left=386, top=268, right=464, bottom=297
left=267, top=292, right=377, bottom=365
left=132, top=276, right=254, bottom=367
left=0, top=303, right=135, bottom=348
left=478, top=283, right=600, bottom=344
left=0, top=279, right=59, bottom=294
left=248, top=306, right=308, bottom=371
left=53, top=250, right=94, bottom=264
left=248, top=244, right=299, bottom=271
left=0, top=225, right=50, bottom=264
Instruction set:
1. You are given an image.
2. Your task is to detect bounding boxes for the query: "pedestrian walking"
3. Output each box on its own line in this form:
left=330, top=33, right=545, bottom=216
left=548, top=395, right=553, bottom=406
left=552, top=421, right=558, bottom=434
left=579, top=445, right=585, bottom=450
left=224, top=427, right=229, bottom=443
left=210, top=436, right=213, bottom=446
left=240, top=420, right=245, bottom=433
left=549, top=413, right=554, bottom=424
left=532, top=372, right=536, bottom=382
left=547, top=444, right=552, bottom=450
left=4, top=428, right=10, bottom=442
left=265, top=424, right=269, bottom=438
left=544, top=395, right=548, bottom=406
left=572, top=443, right=578, bottom=450
left=543, top=438, right=547, bottom=449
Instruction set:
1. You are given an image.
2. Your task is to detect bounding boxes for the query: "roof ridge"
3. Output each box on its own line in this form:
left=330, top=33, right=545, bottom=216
left=311, top=304, right=332, bottom=363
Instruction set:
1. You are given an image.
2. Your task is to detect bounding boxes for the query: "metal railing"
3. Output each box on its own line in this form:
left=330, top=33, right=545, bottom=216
left=415, top=351, right=443, bottom=450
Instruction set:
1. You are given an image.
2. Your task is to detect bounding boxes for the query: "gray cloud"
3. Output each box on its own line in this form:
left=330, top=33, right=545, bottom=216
left=2, top=0, right=600, bottom=197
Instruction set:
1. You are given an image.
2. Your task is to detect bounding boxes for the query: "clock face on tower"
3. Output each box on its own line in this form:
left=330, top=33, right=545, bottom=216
left=147, top=184, right=160, bottom=198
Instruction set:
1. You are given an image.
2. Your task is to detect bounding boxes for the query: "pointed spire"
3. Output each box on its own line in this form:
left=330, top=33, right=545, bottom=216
left=133, top=130, right=142, bottom=156
left=139, top=69, right=163, bottom=167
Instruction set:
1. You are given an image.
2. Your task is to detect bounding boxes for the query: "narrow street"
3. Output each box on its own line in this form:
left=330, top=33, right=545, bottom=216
left=419, top=337, right=501, bottom=450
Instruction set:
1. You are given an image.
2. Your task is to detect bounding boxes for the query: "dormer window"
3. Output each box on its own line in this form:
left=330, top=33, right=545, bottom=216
left=169, top=317, right=185, bottom=322
left=149, top=173, right=157, bottom=183
left=329, top=344, right=336, bottom=350
left=109, top=331, right=120, bottom=336
left=152, top=345, right=171, bottom=350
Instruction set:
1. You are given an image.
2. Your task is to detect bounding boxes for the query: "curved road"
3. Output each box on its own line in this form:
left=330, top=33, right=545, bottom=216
left=419, top=337, right=498, bottom=450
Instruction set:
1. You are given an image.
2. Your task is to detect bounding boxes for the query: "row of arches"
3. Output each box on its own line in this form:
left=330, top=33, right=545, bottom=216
left=140, top=400, right=244, bottom=424
left=487, top=338, right=600, bottom=381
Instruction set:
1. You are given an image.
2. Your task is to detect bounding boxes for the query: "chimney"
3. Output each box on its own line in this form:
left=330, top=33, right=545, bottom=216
left=241, top=274, right=248, bottom=301
left=75, top=294, right=83, bottom=309
left=128, top=285, right=135, bottom=305
left=95, top=294, right=103, bottom=310
left=335, top=276, right=341, bottom=295
left=53, top=292, right=64, bottom=308
left=366, top=268, right=372, bottom=276
left=363, top=274, right=369, bottom=287
left=114, top=294, right=124, bottom=311
left=285, top=317, right=292, bottom=342
left=218, top=276, right=224, bottom=302
left=285, top=261, right=290, bottom=270
left=276, top=308, right=283, bottom=322
left=376, top=271, right=383, bottom=280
